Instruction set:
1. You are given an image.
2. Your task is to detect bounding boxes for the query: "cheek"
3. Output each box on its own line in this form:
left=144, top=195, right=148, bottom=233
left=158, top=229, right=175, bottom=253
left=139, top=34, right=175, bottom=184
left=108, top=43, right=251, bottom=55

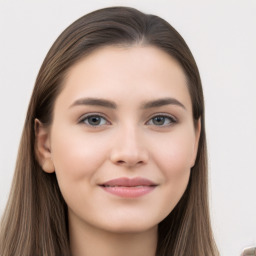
left=152, top=129, right=196, bottom=175
left=50, top=128, right=108, bottom=187
left=154, top=144, right=191, bottom=216
left=49, top=129, right=112, bottom=214
left=150, top=130, right=195, bottom=206
left=159, top=143, right=191, bottom=194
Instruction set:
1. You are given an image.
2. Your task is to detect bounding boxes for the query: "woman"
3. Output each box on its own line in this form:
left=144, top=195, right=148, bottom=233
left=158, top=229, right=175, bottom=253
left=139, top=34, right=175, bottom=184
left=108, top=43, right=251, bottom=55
left=0, top=6, right=219, bottom=256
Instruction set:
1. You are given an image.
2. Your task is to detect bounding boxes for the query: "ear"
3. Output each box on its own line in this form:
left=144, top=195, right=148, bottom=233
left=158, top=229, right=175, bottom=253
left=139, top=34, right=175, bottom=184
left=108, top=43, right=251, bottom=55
left=191, top=118, right=201, bottom=168
left=34, top=118, right=55, bottom=173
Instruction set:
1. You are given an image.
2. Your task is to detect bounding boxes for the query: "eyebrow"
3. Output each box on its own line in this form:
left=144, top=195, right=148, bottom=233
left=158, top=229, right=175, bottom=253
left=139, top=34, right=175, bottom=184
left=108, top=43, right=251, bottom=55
left=69, top=97, right=186, bottom=110
left=70, top=98, right=117, bottom=109
left=142, top=97, right=186, bottom=110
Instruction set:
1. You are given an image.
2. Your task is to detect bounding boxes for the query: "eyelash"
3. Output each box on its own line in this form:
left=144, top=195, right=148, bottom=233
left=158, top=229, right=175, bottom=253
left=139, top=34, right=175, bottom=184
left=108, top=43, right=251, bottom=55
left=78, top=113, right=177, bottom=128
left=78, top=113, right=110, bottom=127
left=146, top=114, right=177, bottom=126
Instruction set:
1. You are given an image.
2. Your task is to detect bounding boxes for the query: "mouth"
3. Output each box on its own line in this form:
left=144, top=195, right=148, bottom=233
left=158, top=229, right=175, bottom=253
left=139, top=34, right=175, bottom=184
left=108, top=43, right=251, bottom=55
left=99, top=177, right=158, bottom=198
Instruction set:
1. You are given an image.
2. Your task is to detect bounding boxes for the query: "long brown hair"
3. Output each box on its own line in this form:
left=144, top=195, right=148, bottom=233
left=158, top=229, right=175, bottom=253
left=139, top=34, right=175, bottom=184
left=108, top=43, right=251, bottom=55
left=0, top=6, right=219, bottom=256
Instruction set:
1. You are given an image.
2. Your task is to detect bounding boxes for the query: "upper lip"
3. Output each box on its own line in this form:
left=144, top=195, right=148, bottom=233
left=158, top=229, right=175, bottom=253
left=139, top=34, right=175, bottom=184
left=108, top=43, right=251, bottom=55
left=100, top=177, right=157, bottom=187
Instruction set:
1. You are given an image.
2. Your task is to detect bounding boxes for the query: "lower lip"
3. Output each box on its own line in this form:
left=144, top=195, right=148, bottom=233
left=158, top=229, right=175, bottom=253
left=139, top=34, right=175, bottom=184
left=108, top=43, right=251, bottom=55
left=100, top=186, right=156, bottom=198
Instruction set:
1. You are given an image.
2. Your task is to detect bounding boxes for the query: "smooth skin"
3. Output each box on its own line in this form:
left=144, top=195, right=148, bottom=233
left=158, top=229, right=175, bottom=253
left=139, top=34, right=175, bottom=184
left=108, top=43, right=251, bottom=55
left=36, top=45, right=201, bottom=256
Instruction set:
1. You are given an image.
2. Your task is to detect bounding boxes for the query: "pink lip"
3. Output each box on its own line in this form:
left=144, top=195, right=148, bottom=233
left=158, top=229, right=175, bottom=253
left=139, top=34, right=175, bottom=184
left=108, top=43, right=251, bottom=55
left=99, top=177, right=157, bottom=198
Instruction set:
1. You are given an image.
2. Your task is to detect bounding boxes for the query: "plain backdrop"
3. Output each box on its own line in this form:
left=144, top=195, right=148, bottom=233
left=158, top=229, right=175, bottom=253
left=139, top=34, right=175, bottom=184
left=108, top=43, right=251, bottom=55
left=0, top=1, right=255, bottom=255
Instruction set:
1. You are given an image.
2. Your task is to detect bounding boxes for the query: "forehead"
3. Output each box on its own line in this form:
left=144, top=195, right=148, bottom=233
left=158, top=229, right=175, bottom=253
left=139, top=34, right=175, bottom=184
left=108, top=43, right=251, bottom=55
left=56, top=45, right=192, bottom=111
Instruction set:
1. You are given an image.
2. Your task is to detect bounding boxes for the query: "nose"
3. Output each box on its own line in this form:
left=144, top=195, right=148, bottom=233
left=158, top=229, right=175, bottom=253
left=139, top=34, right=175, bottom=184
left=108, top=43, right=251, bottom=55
left=109, top=125, right=149, bottom=168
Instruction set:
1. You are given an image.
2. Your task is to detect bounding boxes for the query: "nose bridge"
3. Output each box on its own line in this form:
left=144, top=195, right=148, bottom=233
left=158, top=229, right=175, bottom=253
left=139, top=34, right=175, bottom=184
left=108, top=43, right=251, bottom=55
left=110, top=122, right=148, bottom=167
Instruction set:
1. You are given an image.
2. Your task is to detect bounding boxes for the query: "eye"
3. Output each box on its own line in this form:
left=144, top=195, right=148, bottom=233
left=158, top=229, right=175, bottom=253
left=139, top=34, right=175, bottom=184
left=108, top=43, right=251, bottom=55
left=146, top=115, right=177, bottom=126
left=79, top=114, right=109, bottom=127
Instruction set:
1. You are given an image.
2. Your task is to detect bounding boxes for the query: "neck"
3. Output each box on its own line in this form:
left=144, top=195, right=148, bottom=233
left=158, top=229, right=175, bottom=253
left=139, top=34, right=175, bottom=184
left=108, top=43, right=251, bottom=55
left=69, top=214, right=158, bottom=256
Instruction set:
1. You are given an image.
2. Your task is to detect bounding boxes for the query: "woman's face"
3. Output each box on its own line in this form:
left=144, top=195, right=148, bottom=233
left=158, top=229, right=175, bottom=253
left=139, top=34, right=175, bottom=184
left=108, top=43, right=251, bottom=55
left=38, top=45, right=200, bottom=234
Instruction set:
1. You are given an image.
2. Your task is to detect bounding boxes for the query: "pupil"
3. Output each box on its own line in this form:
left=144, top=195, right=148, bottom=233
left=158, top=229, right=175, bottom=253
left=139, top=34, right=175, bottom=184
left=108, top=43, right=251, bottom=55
left=153, top=116, right=164, bottom=125
left=89, top=116, right=100, bottom=125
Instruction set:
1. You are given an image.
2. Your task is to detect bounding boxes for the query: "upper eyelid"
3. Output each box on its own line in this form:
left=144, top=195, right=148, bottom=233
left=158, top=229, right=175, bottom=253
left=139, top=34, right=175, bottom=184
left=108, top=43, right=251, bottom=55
left=147, top=113, right=177, bottom=122
left=78, top=112, right=111, bottom=124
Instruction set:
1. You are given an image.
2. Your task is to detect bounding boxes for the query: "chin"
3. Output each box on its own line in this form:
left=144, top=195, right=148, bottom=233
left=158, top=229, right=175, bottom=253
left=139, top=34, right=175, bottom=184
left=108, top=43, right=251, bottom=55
left=96, top=214, right=161, bottom=234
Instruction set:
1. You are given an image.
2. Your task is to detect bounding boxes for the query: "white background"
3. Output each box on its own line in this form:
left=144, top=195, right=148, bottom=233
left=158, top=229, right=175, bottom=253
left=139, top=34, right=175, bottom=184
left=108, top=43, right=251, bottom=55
left=0, top=1, right=255, bottom=255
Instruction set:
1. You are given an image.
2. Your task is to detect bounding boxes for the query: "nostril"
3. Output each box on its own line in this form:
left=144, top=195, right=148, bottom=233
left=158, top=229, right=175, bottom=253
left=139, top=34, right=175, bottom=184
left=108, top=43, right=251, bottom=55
left=117, top=160, right=125, bottom=164
left=115, top=159, right=145, bottom=166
